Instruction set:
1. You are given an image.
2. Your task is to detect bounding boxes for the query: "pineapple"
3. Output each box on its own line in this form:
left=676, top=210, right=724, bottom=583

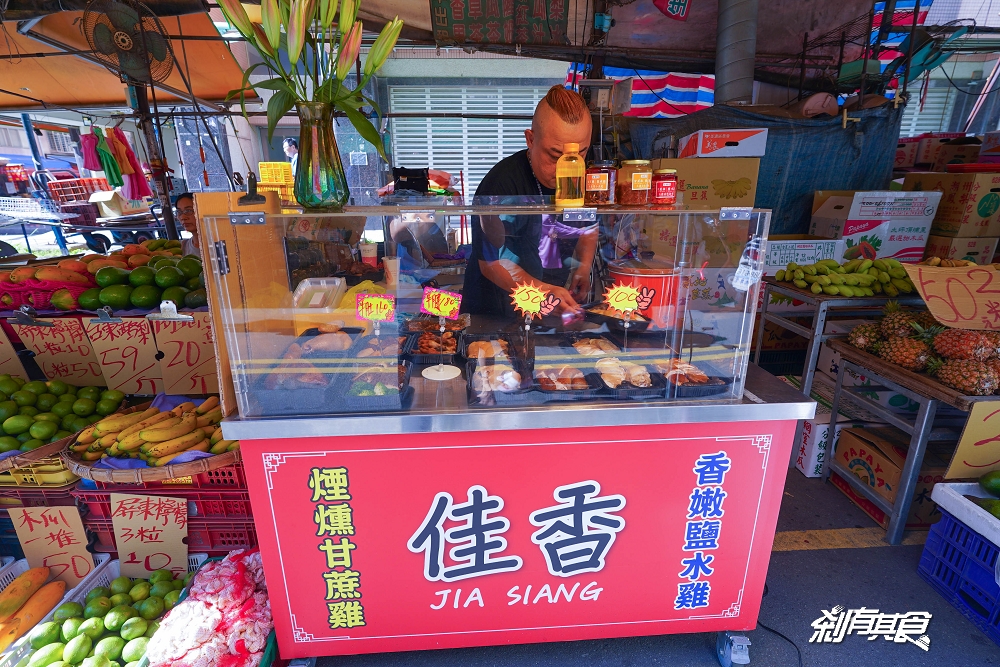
left=987, top=357, right=1000, bottom=379
left=880, top=301, right=918, bottom=338
left=928, top=357, right=1000, bottom=395
left=932, top=329, right=992, bottom=361
left=847, top=323, right=882, bottom=353
left=875, top=337, right=932, bottom=372
left=983, top=331, right=1000, bottom=359
left=914, top=311, right=939, bottom=329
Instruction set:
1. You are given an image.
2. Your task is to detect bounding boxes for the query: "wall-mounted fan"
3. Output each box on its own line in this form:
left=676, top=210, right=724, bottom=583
left=82, top=0, right=173, bottom=84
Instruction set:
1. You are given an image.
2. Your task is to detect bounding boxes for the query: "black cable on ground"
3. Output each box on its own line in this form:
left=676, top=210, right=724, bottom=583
left=759, top=583, right=805, bottom=667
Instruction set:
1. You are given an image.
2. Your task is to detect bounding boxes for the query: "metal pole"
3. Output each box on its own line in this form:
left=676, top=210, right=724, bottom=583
left=714, top=0, right=759, bottom=104
left=859, top=7, right=876, bottom=106
left=798, top=32, right=808, bottom=101
left=902, top=0, right=921, bottom=97
left=134, top=87, right=179, bottom=241
left=19, top=114, right=43, bottom=173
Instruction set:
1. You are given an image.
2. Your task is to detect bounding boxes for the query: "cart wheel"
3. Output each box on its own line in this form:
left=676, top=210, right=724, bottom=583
left=84, top=233, right=111, bottom=254
left=132, top=231, right=154, bottom=244
left=717, top=631, right=751, bottom=667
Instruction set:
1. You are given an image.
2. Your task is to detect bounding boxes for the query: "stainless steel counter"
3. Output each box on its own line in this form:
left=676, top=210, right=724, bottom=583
left=222, top=364, right=815, bottom=440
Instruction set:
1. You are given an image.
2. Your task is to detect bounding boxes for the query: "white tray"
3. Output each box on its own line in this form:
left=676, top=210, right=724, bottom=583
left=930, top=482, right=1000, bottom=548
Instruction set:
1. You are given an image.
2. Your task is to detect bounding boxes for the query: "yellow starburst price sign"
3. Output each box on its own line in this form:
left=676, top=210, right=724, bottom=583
left=604, top=282, right=642, bottom=313
left=510, top=282, right=547, bottom=317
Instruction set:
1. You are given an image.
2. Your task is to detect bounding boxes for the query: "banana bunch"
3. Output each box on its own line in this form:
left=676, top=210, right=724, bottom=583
left=70, top=397, right=239, bottom=466
left=773, top=258, right=917, bottom=298
left=919, top=256, right=978, bottom=267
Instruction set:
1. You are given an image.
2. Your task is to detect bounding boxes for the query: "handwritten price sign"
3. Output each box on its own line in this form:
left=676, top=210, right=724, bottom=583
left=904, top=264, right=1000, bottom=330
left=85, top=317, right=164, bottom=395
left=110, top=493, right=188, bottom=577
left=12, top=318, right=105, bottom=386
left=420, top=287, right=462, bottom=319
left=10, top=506, right=94, bottom=586
left=0, top=326, right=25, bottom=378
left=151, top=312, right=219, bottom=395
left=509, top=282, right=561, bottom=319
left=605, top=283, right=642, bottom=312
left=356, top=294, right=396, bottom=323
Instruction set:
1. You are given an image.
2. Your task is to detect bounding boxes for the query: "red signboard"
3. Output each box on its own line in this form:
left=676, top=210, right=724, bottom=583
left=241, top=420, right=795, bottom=658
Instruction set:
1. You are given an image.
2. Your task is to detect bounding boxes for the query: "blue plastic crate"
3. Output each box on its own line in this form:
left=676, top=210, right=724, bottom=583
left=0, top=515, right=23, bottom=559
left=918, top=509, right=1000, bottom=645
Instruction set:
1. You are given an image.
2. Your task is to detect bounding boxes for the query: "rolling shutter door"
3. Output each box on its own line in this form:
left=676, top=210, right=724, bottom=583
left=900, top=83, right=959, bottom=136
left=389, top=86, right=549, bottom=202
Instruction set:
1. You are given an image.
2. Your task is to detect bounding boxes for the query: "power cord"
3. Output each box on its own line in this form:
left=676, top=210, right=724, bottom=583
left=758, top=583, right=805, bottom=667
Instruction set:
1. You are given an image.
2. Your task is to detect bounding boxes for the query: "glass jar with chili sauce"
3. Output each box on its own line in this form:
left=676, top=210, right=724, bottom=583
left=651, top=169, right=678, bottom=206
left=617, top=160, right=652, bottom=206
left=584, top=161, right=616, bottom=205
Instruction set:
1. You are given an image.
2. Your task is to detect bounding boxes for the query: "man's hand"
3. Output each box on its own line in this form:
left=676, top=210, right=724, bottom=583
left=636, top=286, right=656, bottom=310
left=546, top=285, right=581, bottom=314
left=569, top=269, right=592, bottom=302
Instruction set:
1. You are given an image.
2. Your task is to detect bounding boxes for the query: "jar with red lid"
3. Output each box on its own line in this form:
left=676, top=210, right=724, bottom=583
left=651, top=169, right=678, bottom=206
left=617, top=160, right=652, bottom=206
left=584, top=161, right=616, bottom=205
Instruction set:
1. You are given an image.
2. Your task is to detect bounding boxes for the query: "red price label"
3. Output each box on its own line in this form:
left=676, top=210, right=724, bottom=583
left=904, top=264, right=1000, bottom=330
left=421, top=287, right=462, bottom=319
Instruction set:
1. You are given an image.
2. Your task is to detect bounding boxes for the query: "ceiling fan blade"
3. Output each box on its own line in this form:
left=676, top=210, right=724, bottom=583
left=140, top=29, right=168, bottom=62
left=106, top=2, right=141, bottom=33
left=92, top=22, right=119, bottom=56
left=119, top=50, right=151, bottom=83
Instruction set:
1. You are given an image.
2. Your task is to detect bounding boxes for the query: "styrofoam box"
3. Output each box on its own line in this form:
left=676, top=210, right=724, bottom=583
left=931, top=483, right=1000, bottom=559
left=0, top=554, right=206, bottom=667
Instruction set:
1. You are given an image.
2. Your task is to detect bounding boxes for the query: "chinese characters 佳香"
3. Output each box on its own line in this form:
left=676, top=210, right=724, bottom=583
left=675, top=451, right=731, bottom=611
left=310, top=467, right=366, bottom=630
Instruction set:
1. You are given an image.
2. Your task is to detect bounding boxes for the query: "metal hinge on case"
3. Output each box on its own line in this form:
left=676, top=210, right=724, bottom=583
left=561, top=208, right=597, bottom=222
left=213, top=240, right=230, bottom=276
left=89, top=307, right=122, bottom=324
left=145, top=301, right=195, bottom=322
left=228, top=212, right=265, bottom=225
left=719, top=207, right=752, bottom=220
left=6, top=306, right=53, bottom=327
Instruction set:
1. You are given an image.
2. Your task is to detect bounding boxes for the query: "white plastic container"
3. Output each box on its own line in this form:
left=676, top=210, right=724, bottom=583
left=930, top=483, right=1000, bottom=551
left=290, top=277, right=347, bottom=335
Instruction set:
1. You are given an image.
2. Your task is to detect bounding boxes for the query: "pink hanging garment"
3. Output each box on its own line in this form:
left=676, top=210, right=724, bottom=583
left=114, top=128, right=153, bottom=199
left=80, top=131, right=101, bottom=171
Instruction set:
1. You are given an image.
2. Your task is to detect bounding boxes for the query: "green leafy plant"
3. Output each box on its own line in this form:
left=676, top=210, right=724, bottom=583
left=219, top=0, right=402, bottom=160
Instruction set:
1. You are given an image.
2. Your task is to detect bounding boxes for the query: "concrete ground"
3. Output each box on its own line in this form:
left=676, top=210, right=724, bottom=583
left=318, top=470, right=999, bottom=667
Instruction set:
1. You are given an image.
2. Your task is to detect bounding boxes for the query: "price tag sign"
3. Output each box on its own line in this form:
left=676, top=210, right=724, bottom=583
left=356, top=294, right=396, bottom=323
left=946, top=402, right=1000, bottom=478
left=509, top=282, right=559, bottom=320
left=85, top=317, right=164, bottom=395
left=0, top=325, right=25, bottom=378
left=110, top=493, right=189, bottom=577
left=12, top=318, right=105, bottom=386
left=904, top=264, right=1000, bottom=330
left=10, top=506, right=95, bottom=586
left=151, top=312, right=219, bottom=395
left=604, top=283, right=642, bottom=313
left=420, top=287, right=462, bottom=319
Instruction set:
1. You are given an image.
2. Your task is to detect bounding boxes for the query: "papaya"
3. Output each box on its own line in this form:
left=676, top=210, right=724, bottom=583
left=0, top=271, right=11, bottom=283
left=78, top=254, right=103, bottom=264
left=121, top=245, right=144, bottom=256
left=34, top=268, right=90, bottom=285
left=9, top=267, right=37, bottom=283
left=56, top=260, right=89, bottom=275
left=49, top=289, right=78, bottom=311
left=87, top=260, right=128, bottom=275
left=0, top=567, right=49, bottom=622
left=0, top=580, right=67, bottom=651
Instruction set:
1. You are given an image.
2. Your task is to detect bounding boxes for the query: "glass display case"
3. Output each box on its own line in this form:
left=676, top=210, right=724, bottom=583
left=204, top=202, right=770, bottom=419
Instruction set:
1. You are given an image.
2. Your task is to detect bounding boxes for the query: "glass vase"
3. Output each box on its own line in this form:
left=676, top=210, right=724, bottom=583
left=294, top=102, right=349, bottom=210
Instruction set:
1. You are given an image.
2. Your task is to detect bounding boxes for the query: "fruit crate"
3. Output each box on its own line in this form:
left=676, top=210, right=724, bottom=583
left=918, top=483, right=1000, bottom=646
left=256, top=182, right=294, bottom=205
left=0, top=457, right=78, bottom=487
left=258, top=162, right=294, bottom=185
left=2, top=165, right=28, bottom=183
left=0, top=481, right=78, bottom=512
left=85, top=518, right=257, bottom=556
left=46, top=178, right=111, bottom=204
left=0, top=553, right=202, bottom=667
left=0, top=516, right=21, bottom=559
left=87, top=462, right=246, bottom=490
left=73, top=487, right=253, bottom=520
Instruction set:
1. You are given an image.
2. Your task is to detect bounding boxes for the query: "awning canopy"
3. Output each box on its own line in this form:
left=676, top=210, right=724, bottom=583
left=0, top=11, right=247, bottom=111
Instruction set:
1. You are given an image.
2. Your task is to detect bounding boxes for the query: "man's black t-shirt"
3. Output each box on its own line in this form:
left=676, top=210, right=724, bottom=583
left=462, top=150, right=553, bottom=316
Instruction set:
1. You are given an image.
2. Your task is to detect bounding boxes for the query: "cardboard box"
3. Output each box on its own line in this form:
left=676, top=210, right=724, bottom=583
left=830, top=470, right=943, bottom=529
left=980, top=130, right=1000, bottom=158
left=924, top=235, right=999, bottom=262
left=895, top=137, right=920, bottom=169
left=809, top=190, right=941, bottom=262
left=932, top=142, right=981, bottom=172
left=902, top=172, right=1000, bottom=237
left=88, top=190, right=149, bottom=218
left=834, top=427, right=910, bottom=502
left=756, top=317, right=810, bottom=351
left=678, top=128, right=768, bottom=158
left=916, top=133, right=966, bottom=166
left=651, top=158, right=759, bottom=210
left=648, top=215, right=749, bottom=269
left=763, top=235, right=840, bottom=275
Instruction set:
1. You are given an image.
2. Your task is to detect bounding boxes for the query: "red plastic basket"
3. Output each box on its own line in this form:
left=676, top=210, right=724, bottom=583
left=60, top=202, right=99, bottom=227
left=47, top=178, right=111, bottom=203
left=90, top=463, right=247, bottom=490
left=3, top=165, right=28, bottom=183
left=84, top=518, right=257, bottom=556
left=0, top=278, right=95, bottom=311
left=73, top=487, right=253, bottom=520
left=0, top=481, right=78, bottom=512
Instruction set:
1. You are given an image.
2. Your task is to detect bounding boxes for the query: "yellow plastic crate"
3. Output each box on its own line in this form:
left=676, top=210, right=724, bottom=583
left=258, top=162, right=294, bottom=185
left=257, top=182, right=295, bottom=205
left=0, top=457, right=78, bottom=487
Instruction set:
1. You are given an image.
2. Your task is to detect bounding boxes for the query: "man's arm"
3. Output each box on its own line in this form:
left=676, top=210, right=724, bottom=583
left=478, top=258, right=581, bottom=313
left=569, top=226, right=598, bottom=300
